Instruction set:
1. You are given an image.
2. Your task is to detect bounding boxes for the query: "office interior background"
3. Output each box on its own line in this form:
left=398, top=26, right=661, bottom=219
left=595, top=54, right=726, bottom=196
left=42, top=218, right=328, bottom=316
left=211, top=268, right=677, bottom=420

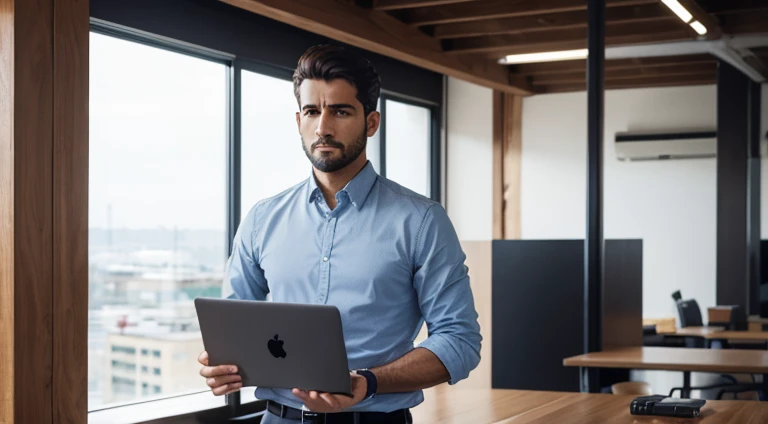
left=3, top=0, right=768, bottom=422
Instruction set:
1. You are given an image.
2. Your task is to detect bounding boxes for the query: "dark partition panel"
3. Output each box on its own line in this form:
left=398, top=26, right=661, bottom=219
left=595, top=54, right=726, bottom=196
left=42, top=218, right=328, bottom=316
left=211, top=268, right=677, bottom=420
left=603, top=239, right=643, bottom=349
left=492, top=240, right=584, bottom=392
left=492, top=239, right=642, bottom=392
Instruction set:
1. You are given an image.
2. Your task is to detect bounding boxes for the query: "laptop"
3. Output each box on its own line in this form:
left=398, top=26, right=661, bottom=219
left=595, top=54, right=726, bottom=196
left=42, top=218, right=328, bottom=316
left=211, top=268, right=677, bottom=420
left=194, top=298, right=352, bottom=395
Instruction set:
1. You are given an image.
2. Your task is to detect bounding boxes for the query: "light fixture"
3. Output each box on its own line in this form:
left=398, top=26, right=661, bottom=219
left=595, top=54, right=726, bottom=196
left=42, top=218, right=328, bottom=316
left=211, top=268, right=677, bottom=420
left=689, top=20, right=708, bottom=35
left=661, top=0, right=693, bottom=23
left=499, top=49, right=588, bottom=65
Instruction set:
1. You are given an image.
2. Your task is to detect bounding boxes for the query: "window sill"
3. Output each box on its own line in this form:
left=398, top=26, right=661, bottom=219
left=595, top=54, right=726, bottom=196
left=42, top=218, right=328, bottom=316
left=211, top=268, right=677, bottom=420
left=88, top=389, right=265, bottom=424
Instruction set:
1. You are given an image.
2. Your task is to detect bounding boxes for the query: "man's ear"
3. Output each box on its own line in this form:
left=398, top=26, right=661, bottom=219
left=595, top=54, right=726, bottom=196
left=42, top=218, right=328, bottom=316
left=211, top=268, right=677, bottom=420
left=295, top=111, right=301, bottom=133
left=366, top=111, right=380, bottom=138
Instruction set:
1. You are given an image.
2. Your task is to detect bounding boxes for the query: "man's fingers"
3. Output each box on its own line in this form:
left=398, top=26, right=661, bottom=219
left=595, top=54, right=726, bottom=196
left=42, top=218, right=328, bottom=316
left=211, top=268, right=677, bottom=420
left=199, top=365, right=238, bottom=378
left=309, top=390, right=319, bottom=400
left=212, top=382, right=243, bottom=396
left=319, top=393, right=339, bottom=410
left=198, top=351, right=209, bottom=366
left=206, top=374, right=242, bottom=388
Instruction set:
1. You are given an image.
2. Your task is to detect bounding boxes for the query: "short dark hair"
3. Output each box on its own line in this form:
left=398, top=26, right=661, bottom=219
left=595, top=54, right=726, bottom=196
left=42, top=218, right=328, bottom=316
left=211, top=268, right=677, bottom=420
left=293, top=45, right=381, bottom=117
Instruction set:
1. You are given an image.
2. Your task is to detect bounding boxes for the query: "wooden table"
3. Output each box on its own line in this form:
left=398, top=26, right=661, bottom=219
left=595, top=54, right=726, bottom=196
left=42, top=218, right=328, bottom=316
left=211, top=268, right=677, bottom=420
left=411, top=385, right=768, bottom=423
left=656, top=326, right=768, bottom=348
left=563, top=347, right=768, bottom=398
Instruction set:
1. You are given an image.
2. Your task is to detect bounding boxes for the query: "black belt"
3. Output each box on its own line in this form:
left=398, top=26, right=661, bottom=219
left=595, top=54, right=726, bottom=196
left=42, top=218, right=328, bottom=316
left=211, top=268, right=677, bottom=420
left=266, top=401, right=412, bottom=424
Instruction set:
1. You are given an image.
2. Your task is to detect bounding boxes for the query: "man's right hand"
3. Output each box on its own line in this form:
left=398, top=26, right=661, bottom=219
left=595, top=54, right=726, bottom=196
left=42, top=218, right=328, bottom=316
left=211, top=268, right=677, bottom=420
left=198, top=351, right=243, bottom=396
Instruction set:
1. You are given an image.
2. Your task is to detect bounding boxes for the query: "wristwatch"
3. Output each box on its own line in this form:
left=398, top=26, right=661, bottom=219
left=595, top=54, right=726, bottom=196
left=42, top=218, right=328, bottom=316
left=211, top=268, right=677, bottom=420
left=354, top=369, right=378, bottom=400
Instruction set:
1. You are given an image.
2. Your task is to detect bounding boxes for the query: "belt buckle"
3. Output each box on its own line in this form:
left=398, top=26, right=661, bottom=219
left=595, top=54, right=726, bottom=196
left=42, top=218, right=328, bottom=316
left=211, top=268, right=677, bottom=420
left=301, top=409, right=326, bottom=424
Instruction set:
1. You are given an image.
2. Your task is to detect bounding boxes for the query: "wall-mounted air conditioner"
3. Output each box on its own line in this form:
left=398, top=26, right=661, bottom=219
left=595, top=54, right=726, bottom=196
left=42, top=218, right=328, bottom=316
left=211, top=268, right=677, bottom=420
left=614, top=130, right=717, bottom=162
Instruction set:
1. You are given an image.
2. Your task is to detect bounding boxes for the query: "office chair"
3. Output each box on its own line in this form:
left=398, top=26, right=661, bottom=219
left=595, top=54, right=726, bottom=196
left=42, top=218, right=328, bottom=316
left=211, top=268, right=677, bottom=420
left=676, top=299, right=703, bottom=328
left=611, top=381, right=652, bottom=396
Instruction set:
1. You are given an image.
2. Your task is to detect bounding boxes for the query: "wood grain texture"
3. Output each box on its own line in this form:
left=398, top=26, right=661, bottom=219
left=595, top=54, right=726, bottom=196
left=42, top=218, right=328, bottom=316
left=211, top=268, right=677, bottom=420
left=563, top=347, right=768, bottom=374
left=396, top=0, right=658, bottom=26
left=411, top=387, right=768, bottom=423
left=501, top=94, right=521, bottom=240
left=13, top=0, right=53, bottom=423
left=52, top=0, right=89, bottom=421
left=491, top=91, right=503, bottom=240
left=219, top=0, right=531, bottom=95
left=373, top=0, right=478, bottom=11
left=430, top=3, right=671, bottom=39
left=673, top=326, right=727, bottom=337
left=14, top=0, right=55, bottom=423
left=0, top=0, right=14, bottom=422
left=705, top=331, right=768, bottom=341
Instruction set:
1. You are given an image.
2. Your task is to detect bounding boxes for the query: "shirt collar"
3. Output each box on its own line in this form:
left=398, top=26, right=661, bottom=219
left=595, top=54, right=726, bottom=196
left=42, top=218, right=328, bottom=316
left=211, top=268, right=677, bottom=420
left=307, top=161, right=378, bottom=209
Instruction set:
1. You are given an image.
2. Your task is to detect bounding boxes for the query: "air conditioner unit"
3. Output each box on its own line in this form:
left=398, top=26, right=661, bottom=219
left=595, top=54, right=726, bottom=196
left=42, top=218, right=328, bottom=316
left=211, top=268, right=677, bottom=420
left=614, top=130, right=717, bottom=162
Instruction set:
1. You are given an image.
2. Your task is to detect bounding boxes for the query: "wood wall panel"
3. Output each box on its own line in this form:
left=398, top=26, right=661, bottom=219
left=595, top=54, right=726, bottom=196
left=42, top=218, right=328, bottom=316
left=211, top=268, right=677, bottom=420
left=0, top=0, right=88, bottom=422
left=0, top=0, right=15, bottom=421
left=14, top=0, right=55, bottom=422
left=459, top=241, right=492, bottom=389
left=53, top=0, right=89, bottom=421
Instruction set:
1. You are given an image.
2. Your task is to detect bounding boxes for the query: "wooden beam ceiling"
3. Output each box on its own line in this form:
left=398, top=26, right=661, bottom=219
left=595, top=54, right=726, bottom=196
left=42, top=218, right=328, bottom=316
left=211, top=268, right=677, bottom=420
left=704, top=0, right=768, bottom=15
left=677, top=0, right=722, bottom=39
left=537, top=73, right=716, bottom=93
left=219, top=0, right=532, bottom=95
left=429, top=3, right=672, bottom=39
left=372, top=0, right=479, bottom=11
left=443, top=20, right=692, bottom=54
left=509, top=54, right=716, bottom=75
left=393, top=0, right=658, bottom=27
left=531, top=62, right=717, bottom=85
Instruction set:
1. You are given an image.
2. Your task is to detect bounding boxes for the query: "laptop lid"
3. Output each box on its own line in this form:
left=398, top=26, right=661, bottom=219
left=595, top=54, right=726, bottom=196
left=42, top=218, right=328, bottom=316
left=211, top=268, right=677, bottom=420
left=194, top=298, right=351, bottom=395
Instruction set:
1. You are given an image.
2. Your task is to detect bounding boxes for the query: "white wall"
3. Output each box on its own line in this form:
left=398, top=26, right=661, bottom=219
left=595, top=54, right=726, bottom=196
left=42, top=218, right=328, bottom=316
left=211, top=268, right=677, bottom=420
left=445, top=77, right=494, bottom=241
left=522, top=85, right=721, bottom=320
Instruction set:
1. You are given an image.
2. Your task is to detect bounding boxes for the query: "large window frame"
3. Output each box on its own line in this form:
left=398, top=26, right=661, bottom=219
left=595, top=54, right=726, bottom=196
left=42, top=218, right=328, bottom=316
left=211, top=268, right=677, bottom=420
left=88, top=16, right=442, bottom=423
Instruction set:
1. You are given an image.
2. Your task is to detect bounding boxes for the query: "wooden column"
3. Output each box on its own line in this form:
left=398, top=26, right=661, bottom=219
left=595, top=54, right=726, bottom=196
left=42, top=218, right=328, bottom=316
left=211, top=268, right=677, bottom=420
left=0, top=0, right=89, bottom=422
left=492, top=91, right=522, bottom=240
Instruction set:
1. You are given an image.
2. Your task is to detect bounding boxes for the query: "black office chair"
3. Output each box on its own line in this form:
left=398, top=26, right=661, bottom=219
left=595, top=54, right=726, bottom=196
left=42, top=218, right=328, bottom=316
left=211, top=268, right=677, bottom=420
left=677, top=299, right=703, bottom=328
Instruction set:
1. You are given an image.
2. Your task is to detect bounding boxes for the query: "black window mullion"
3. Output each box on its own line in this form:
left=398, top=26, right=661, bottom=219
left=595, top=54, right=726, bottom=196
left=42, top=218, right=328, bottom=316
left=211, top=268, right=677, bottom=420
left=379, top=96, right=387, bottom=178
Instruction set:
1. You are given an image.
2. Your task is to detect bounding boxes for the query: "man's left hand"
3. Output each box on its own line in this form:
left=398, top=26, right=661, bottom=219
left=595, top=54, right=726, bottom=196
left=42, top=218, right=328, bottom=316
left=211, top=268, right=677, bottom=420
left=292, top=372, right=367, bottom=413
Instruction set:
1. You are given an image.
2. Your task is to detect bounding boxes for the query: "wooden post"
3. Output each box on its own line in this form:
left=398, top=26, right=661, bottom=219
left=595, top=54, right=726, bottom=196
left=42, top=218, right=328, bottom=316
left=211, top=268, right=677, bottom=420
left=492, top=91, right=522, bottom=240
left=0, top=0, right=89, bottom=422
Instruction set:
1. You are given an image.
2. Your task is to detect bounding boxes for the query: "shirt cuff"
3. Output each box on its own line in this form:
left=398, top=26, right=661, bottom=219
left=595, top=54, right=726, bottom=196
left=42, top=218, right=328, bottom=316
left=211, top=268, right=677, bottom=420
left=417, top=333, right=470, bottom=385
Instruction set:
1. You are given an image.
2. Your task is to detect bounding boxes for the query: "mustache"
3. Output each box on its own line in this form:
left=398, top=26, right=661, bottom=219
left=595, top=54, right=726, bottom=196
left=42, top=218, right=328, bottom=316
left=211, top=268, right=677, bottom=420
left=311, top=138, right=345, bottom=151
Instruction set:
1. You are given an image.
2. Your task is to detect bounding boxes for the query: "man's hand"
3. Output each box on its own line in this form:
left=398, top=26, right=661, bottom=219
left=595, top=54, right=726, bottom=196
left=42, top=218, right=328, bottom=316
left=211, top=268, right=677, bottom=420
left=198, top=351, right=243, bottom=396
left=292, top=372, right=367, bottom=413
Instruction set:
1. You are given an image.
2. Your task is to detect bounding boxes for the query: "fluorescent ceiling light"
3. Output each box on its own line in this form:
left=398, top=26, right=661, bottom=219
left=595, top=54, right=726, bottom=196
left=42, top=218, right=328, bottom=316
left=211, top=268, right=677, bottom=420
left=689, top=20, right=708, bottom=35
left=500, top=49, right=588, bottom=64
left=661, top=0, right=693, bottom=23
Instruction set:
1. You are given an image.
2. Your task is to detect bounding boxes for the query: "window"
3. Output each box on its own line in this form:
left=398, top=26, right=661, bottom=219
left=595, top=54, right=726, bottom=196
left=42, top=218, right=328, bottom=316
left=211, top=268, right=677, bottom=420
left=111, top=346, right=136, bottom=355
left=89, top=32, right=226, bottom=410
left=239, top=70, right=309, bottom=219
left=383, top=99, right=433, bottom=198
left=141, top=366, right=149, bottom=374
left=111, top=360, right=137, bottom=372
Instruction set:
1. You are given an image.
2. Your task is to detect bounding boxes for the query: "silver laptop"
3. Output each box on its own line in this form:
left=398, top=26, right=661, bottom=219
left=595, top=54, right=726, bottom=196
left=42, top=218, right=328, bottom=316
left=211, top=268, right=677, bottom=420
left=194, top=298, right=351, bottom=395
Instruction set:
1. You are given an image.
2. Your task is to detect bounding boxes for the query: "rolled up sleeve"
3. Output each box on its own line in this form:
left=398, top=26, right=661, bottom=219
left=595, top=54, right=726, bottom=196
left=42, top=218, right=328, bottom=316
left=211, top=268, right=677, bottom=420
left=413, top=204, right=482, bottom=385
left=221, top=202, right=269, bottom=301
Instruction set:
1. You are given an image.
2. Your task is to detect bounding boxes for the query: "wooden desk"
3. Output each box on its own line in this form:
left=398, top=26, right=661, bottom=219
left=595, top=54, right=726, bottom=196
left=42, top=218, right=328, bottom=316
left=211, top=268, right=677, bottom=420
left=704, top=331, right=768, bottom=342
left=412, top=386, right=768, bottom=423
left=668, top=326, right=726, bottom=337
left=563, top=347, right=768, bottom=398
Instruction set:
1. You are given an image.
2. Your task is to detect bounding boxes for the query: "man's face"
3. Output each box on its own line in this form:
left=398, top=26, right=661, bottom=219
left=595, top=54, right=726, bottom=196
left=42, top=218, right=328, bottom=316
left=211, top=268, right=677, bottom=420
left=296, top=78, right=380, bottom=173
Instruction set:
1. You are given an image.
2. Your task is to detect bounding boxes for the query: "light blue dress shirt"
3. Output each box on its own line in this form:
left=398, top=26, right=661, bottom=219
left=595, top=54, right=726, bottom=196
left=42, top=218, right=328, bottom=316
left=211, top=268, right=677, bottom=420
left=221, top=161, right=482, bottom=413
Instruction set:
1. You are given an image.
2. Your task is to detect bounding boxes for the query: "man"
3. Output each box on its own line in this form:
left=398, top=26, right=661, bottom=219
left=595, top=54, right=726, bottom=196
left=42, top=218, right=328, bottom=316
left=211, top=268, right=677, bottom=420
left=198, top=45, right=481, bottom=424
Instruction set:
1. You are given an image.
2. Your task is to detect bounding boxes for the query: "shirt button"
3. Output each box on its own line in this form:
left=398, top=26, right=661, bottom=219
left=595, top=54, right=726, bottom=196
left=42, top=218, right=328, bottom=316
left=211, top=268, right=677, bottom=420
left=323, top=257, right=329, bottom=262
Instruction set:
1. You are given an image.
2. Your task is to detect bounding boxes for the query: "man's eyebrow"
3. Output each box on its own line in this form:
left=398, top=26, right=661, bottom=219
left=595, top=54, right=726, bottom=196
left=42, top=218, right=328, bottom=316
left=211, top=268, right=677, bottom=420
left=327, top=104, right=356, bottom=110
left=302, top=104, right=357, bottom=111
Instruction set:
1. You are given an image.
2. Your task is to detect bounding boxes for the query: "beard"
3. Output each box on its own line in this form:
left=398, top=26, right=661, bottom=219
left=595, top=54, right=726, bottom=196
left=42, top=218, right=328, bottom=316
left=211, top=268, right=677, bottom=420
left=302, top=127, right=368, bottom=173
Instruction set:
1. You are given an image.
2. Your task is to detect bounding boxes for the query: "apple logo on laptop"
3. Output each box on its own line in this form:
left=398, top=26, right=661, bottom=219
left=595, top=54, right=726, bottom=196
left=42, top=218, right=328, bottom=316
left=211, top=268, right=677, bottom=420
left=268, top=334, right=287, bottom=359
